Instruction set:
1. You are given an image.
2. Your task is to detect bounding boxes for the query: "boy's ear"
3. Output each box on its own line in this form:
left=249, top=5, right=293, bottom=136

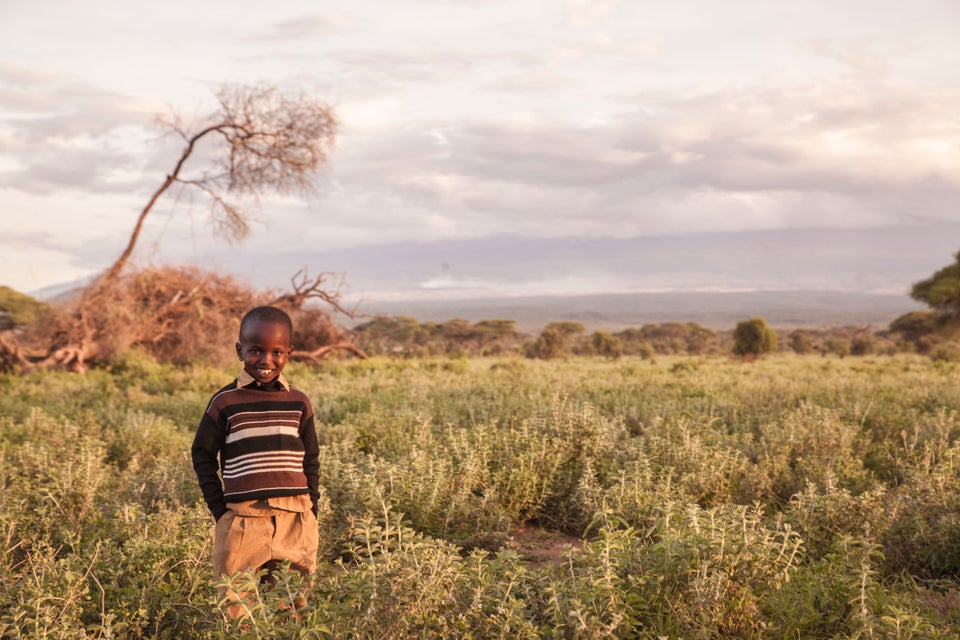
left=235, top=341, right=242, bottom=359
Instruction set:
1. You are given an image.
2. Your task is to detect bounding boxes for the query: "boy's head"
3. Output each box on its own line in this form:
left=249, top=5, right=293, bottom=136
left=236, top=306, right=294, bottom=385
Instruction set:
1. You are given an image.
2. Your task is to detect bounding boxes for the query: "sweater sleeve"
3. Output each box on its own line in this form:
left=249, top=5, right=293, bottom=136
left=300, top=400, right=321, bottom=513
left=192, top=402, right=228, bottom=521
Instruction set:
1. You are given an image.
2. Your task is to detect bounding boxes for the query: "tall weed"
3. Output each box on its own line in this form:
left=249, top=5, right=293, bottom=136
left=2, top=354, right=960, bottom=637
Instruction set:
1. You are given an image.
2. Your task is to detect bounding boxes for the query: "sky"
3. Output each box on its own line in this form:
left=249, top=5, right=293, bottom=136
left=1, top=0, right=959, bottom=298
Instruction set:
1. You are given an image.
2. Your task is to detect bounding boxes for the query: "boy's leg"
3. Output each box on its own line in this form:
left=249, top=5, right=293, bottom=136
left=213, top=511, right=273, bottom=619
left=270, top=510, right=319, bottom=575
left=268, top=510, right=319, bottom=611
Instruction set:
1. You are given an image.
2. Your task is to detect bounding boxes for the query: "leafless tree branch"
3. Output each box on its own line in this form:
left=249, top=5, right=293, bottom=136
left=100, top=84, right=337, bottom=287
left=13, top=84, right=349, bottom=373
left=268, top=268, right=356, bottom=318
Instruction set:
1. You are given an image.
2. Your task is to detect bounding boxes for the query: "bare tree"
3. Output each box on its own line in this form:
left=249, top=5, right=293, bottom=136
left=102, top=84, right=337, bottom=285
left=1, top=84, right=347, bottom=373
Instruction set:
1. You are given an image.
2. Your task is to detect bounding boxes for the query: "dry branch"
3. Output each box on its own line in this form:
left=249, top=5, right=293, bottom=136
left=9, top=84, right=348, bottom=373
left=294, top=342, right=369, bottom=363
left=269, top=268, right=355, bottom=317
left=101, top=84, right=336, bottom=286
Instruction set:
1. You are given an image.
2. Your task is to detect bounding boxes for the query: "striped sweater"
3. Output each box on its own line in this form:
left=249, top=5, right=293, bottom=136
left=191, top=372, right=319, bottom=520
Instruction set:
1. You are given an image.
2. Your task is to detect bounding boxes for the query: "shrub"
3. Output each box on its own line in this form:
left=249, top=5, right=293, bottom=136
left=850, top=334, right=875, bottom=356
left=889, top=310, right=940, bottom=344
left=745, top=403, right=872, bottom=504
left=930, top=342, right=960, bottom=363
left=786, top=480, right=890, bottom=560
left=3, top=354, right=960, bottom=637
left=823, top=336, right=851, bottom=357
left=732, top=317, right=777, bottom=356
left=883, top=441, right=960, bottom=579
left=591, top=331, right=622, bottom=359
left=525, top=326, right=568, bottom=360
left=0, top=286, right=47, bottom=330
left=789, top=330, right=816, bottom=354
left=533, top=503, right=803, bottom=638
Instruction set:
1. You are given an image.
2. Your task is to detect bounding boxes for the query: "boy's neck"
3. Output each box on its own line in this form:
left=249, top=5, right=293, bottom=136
left=237, top=369, right=290, bottom=391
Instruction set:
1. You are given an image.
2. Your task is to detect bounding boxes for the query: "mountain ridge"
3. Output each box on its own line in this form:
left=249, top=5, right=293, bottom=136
left=26, top=223, right=950, bottom=331
left=190, top=223, right=957, bottom=298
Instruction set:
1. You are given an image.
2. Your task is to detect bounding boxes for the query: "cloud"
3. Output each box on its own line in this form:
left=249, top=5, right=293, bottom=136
left=0, top=229, right=66, bottom=252
left=566, top=0, right=623, bottom=28
left=316, top=70, right=960, bottom=245
left=0, top=62, right=65, bottom=90
left=256, top=12, right=359, bottom=41
left=0, top=65, right=169, bottom=195
left=541, top=32, right=659, bottom=65
left=330, top=49, right=477, bottom=87
left=6, top=47, right=956, bottom=248
left=801, top=37, right=894, bottom=78
left=0, top=65, right=155, bottom=134
left=486, top=70, right=570, bottom=93
left=0, top=125, right=155, bottom=195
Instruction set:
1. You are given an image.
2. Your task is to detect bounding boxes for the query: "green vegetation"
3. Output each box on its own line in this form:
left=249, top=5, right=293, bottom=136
left=0, top=286, right=47, bottom=330
left=352, top=316, right=907, bottom=360
left=888, top=248, right=960, bottom=358
left=352, top=316, right=522, bottom=357
left=526, top=321, right=586, bottom=359
left=732, top=317, right=777, bottom=356
left=3, top=353, right=960, bottom=638
left=912, top=250, right=960, bottom=318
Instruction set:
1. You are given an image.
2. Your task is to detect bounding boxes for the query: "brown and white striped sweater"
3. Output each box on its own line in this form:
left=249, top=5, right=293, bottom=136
left=191, top=371, right=320, bottom=521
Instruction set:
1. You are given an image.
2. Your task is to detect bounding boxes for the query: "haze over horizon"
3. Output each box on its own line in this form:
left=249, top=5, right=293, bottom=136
left=2, top=1, right=959, bottom=297
left=180, top=223, right=957, bottom=304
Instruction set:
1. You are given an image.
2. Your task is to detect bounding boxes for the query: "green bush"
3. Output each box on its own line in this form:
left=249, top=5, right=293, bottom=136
left=930, top=342, right=960, bottom=363
left=732, top=317, right=777, bottom=356
left=2, top=355, right=960, bottom=637
left=591, top=331, right=622, bottom=359
left=0, top=286, right=47, bottom=329
left=789, top=329, right=816, bottom=354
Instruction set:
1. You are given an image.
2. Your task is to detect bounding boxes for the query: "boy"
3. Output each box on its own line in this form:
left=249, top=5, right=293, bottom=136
left=191, top=305, right=319, bottom=611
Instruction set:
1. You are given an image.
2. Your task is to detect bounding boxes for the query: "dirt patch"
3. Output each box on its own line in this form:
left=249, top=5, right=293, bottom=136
left=506, top=524, right=585, bottom=569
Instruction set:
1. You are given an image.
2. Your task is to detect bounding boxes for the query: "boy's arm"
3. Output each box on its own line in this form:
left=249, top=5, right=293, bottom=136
left=300, top=403, right=321, bottom=516
left=191, top=409, right=228, bottom=521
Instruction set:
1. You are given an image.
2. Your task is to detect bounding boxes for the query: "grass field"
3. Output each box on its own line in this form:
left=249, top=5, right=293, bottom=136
left=2, top=352, right=960, bottom=638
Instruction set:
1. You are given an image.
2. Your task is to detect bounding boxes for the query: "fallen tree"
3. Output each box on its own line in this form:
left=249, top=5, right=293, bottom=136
left=1, top=266, right=365, bottom=372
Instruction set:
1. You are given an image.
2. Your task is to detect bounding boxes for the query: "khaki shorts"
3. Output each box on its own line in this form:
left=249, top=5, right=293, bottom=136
left=213, top=508, right=319, bottom=578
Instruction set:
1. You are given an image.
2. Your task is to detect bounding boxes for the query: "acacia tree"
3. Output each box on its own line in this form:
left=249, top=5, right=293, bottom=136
left=103, top=84, right=337, bottom=285
left=526, top=321, right=585, bottom=360
left=911, top=250, right=960, bottom=318
left=591, top=330, right=622, bottom=359
left=468, top=319, right=518, bottom=353
left=4, top=84, right=342, bottom=372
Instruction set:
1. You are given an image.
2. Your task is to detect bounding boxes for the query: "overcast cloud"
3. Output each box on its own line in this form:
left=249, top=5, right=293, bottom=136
left=1, top=0, right=958, bottom=294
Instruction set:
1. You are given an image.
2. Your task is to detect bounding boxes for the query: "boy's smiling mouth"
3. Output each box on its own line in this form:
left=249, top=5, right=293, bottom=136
left=236, top=316, right=293, bottom=385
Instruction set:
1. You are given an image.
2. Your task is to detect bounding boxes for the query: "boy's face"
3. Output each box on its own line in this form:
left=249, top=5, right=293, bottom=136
left=236, top=318, right=293, bottom=385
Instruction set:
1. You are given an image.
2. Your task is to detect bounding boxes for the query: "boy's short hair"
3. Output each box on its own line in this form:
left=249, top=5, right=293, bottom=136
left=240, top=306, right=294, bottom=339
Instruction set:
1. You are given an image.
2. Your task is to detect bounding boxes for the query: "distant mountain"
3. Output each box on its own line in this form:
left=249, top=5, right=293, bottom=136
left=192, top=222, right=955, bottom=298
left=28, top=277, right=92, bottom=303
left=30, top=223, right=950, bottom=330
